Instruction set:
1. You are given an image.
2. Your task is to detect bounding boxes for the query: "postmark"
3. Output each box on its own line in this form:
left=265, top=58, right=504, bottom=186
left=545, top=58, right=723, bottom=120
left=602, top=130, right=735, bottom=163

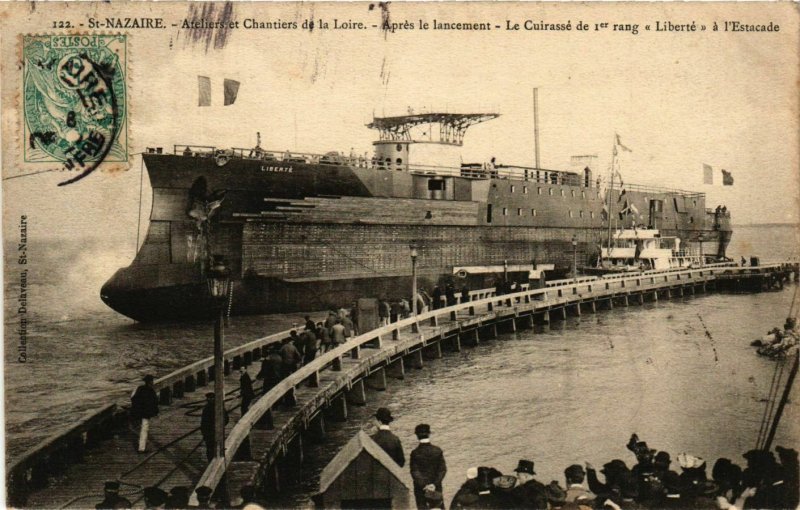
left=22, top=34, right=128, bottom=185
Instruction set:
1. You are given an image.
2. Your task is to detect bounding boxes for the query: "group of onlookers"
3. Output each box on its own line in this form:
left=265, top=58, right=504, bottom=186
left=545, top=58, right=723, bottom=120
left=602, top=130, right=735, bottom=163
left=445, top=434, right=799, bottom=510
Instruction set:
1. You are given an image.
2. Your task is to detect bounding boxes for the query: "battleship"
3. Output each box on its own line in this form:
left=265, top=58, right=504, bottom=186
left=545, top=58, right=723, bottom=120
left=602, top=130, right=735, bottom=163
left=100, top=113, right=732, bottom=321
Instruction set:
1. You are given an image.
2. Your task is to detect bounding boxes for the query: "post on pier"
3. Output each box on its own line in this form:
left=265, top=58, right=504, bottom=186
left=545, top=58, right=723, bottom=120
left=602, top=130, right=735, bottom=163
left=367, top=368, right=388, bottom=391
left=387, top=357, right=405, bottom=379
left=347, top=379, right=367, bottom=406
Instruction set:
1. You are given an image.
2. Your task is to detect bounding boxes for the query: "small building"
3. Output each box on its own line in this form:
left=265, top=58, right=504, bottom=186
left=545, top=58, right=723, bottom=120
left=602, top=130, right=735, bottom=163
left=315, top=431, right=412, bottom=509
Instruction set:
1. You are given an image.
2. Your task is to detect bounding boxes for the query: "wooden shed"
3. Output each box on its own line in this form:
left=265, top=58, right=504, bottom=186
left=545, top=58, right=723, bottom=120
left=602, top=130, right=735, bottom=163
left=315, top=431, right=412, bottom=509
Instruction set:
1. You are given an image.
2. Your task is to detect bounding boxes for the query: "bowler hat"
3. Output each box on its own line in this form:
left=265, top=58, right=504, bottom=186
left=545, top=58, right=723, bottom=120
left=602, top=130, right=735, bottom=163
left=195, top=486, right=213, bottom=498
left=375, top=407, right=394, bottom=424
left=515, top=459, right=536, bottom=475
left=143, top=374, right=154, bottom=383
left=565, top=464, right=585, bottom=479
left=415, top=423, right=431, bottom=437
left=655, top=451, right=671, bottom=466
left=143, top=486, right=167, bottom=506
left=104, top=481, right=120, bottom=492
left=601, top=459, right=627, bottom=474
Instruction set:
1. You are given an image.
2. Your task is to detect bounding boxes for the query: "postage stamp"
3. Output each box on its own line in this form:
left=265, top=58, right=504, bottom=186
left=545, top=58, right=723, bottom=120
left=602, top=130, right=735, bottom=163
left=21, top=34, right=128, bottom=185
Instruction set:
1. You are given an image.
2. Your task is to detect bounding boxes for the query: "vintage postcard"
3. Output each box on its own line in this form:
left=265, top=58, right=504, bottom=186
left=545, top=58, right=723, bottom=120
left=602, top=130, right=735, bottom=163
left=2, top=2, right=799, bottom=509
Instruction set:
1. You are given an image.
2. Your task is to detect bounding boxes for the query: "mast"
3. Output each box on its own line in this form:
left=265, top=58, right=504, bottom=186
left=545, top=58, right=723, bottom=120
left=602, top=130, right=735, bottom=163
left=605, top=138, right=617, bottom=259
left=763, top=349, right=799, bottom=451
left=533, top=88, right=541, bottom=170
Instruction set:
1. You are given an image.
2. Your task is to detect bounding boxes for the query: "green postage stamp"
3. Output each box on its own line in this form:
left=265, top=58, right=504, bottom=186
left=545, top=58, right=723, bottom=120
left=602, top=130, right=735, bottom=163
left=22, top=34, right=128, bottom=185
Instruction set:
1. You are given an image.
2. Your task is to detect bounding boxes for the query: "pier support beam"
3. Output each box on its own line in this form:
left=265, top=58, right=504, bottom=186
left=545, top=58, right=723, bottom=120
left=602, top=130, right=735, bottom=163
left=653, top=291, right=658, bottom=301
left=307, top=413, right=326, bottom=442
left=638, top=293, right=644, bottom=305
left=623, top=295, right=629, bottom=307
left=561, top=307, right=567, bottom=320
left=387, top=358, right=405, bottom=380
left=591, top=300, right=596, bottom=313
left=347, top=379, right=366, bottom=406
left=574, top=303, right=581, bottom=316
left=367, top=368, right=387, bottom=391
left=408, top=349, right=424, bottom=369
left=329, top=395, right=348, bottom=422
left=424, top=342, right=443, bottom=359
left=608, top=298, right=614, bottom=310
left=451, top=334, right=463, bottom=352
left=508, top=317, right=518, bottom=332
left=666, top=289, right=671, bottom=299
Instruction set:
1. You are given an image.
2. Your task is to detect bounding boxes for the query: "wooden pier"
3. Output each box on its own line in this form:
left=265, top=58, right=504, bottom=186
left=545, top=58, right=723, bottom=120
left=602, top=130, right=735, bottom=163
left=7, top=262, right=797, bottom=508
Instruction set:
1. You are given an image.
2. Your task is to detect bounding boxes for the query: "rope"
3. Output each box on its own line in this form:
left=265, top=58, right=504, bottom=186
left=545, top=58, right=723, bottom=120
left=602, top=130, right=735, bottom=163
left=756, top=358, right=786, bottom=449
left=135, top=155, right=145, bottom=252
left=226, top=284, right=234, bottom=319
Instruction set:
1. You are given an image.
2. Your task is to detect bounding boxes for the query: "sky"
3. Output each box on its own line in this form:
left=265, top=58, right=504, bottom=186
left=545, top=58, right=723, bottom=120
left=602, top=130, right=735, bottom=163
left=2, top=1, right=798, bottom=251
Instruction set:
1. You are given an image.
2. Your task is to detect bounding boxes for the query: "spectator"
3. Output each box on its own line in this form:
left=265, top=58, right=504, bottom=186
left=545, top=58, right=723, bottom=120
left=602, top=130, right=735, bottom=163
left=95, top=481, right=132, bottom=509
left=331, top=319, right=347, bottom=347
left=239, top=367, right=255, bottom=415
left=131, top=374, right=159, bottom=454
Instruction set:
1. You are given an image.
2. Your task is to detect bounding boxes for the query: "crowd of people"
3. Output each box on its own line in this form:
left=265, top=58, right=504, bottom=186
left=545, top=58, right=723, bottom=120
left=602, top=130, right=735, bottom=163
left=366, top=406, right=799, bottom=510
left=751, top=317, right=799, bottom=359
left=443, top=434, right=798, bottom=510
left=94, top=480, right=264, bottom=509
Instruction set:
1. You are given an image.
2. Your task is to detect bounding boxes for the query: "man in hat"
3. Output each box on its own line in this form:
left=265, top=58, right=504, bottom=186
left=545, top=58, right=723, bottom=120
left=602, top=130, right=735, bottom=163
left=371, top=407, right=404, bottom=467
left=511, top=459, right=547, bottom=509
left=410, top=424, right=446, bottom=509
left=564, top=464, right=594, bottom=503
left=586, top=460, right=628, bottom=502
left=131, top=374, right=159, bottom=453
left=143, top=486, right=168, bottom=509
left=257, top=347, right=283, bottom=394
left=194, top=486, right=214, bottom=509
left=450, top=468, right=481, bottom=509
left=239, top=366, right=255, bottom=415
left=200, top=392, right=229, bottom=461
left=165, top=487, right=190, bottom=509
left=96, top=481, right=132, bottom=509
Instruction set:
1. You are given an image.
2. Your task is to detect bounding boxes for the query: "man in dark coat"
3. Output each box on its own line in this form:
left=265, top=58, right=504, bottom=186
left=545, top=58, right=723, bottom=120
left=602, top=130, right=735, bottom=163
left=304, top=315, right=316, bottom=332
left=257, top=348, right=283, bottom=394
left=410, top=423, right=446, bottom=509
left=460, top=285, right=470, bottom=303
left=445, top=284, right=457, bottom=306
left=512, top=459, right=548, bottom=509
left=200, top=392, right=229, bottom=461
left=432, top=286, right=443, bottom=309
left=96, top=481, right=132, bottom=509
left=371, top=407, right=404, bottom=467
left=239, top=367, right=255, bottom=415
left=143, top=486, right=168, bottom=509
left=131, top=374, right=159, bottom=453
left=301, top=328, right=319, bottom=365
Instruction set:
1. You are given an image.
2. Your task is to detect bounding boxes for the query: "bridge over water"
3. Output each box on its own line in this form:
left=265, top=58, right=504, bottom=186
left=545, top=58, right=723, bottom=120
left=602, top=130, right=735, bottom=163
left=7, top=263, right=797, bottom=508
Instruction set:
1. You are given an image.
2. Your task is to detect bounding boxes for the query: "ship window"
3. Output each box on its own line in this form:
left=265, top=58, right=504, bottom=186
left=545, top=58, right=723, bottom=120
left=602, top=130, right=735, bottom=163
left=549, top=188, right=553, bottom=196
left=532, top=209, right=537, bottom=216
left=561, top=189, right=565, bottom=197
left=428, top=179, right=445, bottom=191
left=510, top=185, right=516, bottom=193
left=693, top=200, right=697, bottom=207
left=396, top=144, right=403, bottom=152
left=581, top=191, right=586, bottom=199
left=591, top=211, right=595, bottom=219
left=517, top=208, right=522, bottom=216
left=523, top=186, right=528, bottom=194
left=396, top=158, right=403, bottom=165
left=538, top=187, right=542, bottom=195
left=579, top=210, right=584, bottom=218
left=502, top=207, right=508, bottom=216
left=569, top=210, right=574, bottom=218
left=690, top=216, right=694, bottom=223
left=571, top=190, right=576, bottom=198
left=487, top=204, right=493, bottom=223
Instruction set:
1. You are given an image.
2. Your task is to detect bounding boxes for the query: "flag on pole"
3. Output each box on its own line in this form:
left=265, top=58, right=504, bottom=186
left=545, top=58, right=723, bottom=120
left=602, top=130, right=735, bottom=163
left=615, top=134, right=633, bottom=153
left=223, top=79, right=240, bottom=106
left=198, top=76, right=211, bottom=106
left=721, top=169, right=734, bottom=186
left=703, top=164, right=713, bottom=185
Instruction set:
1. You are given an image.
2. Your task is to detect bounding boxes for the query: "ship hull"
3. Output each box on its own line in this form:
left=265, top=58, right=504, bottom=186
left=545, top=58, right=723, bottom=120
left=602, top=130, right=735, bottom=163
left=101, top=153, right=732, bottom=321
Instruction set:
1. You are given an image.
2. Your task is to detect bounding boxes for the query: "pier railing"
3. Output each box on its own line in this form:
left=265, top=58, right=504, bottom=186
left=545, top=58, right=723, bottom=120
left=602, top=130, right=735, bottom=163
left=194, top=264, right=770, bottom=495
